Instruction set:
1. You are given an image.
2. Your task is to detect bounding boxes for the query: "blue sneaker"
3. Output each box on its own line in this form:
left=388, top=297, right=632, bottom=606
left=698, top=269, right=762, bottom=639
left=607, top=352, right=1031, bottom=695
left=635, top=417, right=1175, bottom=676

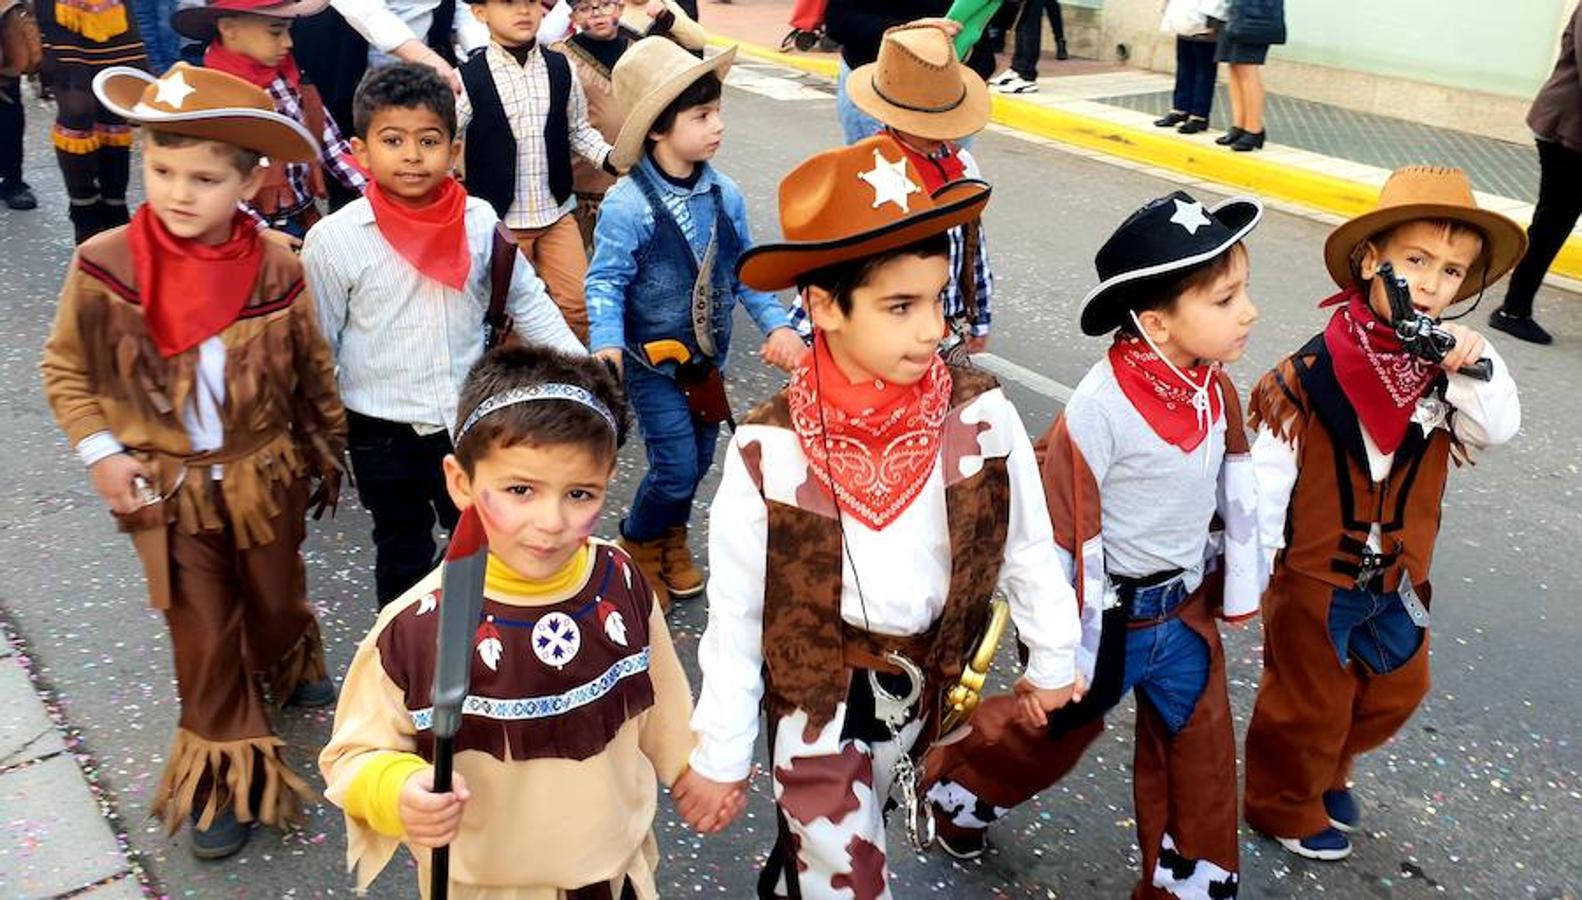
left=1324, top=788, right=1360, bottom=833
left=1277, top=826, right=1353, bottom=862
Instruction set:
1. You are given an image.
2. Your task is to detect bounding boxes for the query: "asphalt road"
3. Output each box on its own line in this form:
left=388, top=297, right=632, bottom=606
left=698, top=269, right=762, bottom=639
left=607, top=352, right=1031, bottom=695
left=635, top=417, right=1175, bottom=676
left=1, top=59, right=1579, bottom=899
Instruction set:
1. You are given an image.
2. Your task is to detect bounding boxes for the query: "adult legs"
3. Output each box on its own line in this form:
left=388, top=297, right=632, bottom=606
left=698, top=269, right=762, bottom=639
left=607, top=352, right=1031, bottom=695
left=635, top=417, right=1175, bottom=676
left=835, top=58, right=883, bottom=143
left=1498, top=139, right=1582, bottom=325
left=1010, top=0, right=1045, bottom=81
left=1235, top=63, right=1266, bottom=133
left=0, top=77, right=33, bottom=209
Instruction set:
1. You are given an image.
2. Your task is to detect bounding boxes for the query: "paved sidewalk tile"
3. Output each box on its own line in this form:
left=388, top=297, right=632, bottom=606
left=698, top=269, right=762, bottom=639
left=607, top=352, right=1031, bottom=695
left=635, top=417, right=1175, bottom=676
left=0, top=657, right=67, bottom=767
left=0, top=755, right=131, bottom=898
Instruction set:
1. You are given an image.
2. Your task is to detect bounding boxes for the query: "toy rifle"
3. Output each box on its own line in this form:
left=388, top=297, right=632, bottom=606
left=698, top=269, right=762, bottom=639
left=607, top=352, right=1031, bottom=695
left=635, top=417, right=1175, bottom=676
left=1376, top=262, right=1492, bottom=382
left=429, top=506, right=490, bottom=900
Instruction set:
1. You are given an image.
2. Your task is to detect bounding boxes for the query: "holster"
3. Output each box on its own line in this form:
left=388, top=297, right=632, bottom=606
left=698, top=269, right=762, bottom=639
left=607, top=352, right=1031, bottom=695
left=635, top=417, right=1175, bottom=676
left=673, top=357, right=735, bottom=429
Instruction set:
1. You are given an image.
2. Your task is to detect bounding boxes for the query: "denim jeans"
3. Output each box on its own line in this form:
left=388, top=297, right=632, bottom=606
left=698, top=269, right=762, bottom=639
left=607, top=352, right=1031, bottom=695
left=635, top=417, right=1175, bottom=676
left=131, top=0, right=184, bottom=72
left=623, top=364, right=720, bottom=542
left=836, top=59, right=883, bottom=144
left=1119, top=579, right=1211, bottom=735
left=1172, top=36, right=1218, bottom=119
left=1327, top=586, right=1425, bottom=675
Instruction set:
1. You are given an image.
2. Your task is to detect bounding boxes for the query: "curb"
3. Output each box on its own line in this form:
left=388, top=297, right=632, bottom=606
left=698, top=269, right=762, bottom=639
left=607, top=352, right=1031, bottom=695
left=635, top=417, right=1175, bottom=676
left=711, top=35, right=1582, bottom=283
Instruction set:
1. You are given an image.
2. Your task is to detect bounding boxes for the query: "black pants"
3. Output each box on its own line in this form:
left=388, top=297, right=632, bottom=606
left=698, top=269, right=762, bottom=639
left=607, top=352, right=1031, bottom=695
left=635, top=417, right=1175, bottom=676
left=1011, top=0, right=1066, bottom=80
left=1503, top=138, right=1582, bottom=317
left=1, top=78, right=22, bottom=183
left=347, top=410, right=460, bottom=607
left=1171, top=36, right=1217, bottom=118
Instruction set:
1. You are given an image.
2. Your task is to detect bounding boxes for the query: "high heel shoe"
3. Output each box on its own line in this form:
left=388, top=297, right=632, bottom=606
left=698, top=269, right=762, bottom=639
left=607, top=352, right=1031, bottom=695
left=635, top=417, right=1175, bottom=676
left=1231, top=130, right=1266, bottom=152
left=1154, top=110, right=1189, bottom=128
left=1177, top=116, right=1209, bottom=134
left=1215, top=127, right=1246, bottom=146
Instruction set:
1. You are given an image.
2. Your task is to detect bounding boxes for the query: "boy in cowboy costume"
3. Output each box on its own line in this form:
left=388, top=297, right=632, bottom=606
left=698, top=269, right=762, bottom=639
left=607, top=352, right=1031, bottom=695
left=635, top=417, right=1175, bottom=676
left=924, top=191, right=1266, bottom=898
left=585, top=38, right=802, bottom=611
left=1244, top=166, right=1524, bottom=861
left=40, top=63, right=345, bottom=859
left=678, top=135, right=1082, bottom=898
left=788, top=22, right=996, bottom=360
left=176, top=0, right=369, bottom=235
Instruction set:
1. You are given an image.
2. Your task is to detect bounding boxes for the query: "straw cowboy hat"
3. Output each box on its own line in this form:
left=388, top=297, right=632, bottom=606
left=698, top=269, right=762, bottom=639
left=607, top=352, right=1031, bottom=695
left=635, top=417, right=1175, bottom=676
left=93, top=63, right=318, bottom=163
left=846, top=22, right=989, bottom=142
left=172, top=0, right=331, bottom=40
left=1324, top=166, right=1528, bottom=302
left=1079, top=191, right=1262, bottom=336
left=736, top=134, right=991, bottom=291
left=610, top=37, right=735, bottom=171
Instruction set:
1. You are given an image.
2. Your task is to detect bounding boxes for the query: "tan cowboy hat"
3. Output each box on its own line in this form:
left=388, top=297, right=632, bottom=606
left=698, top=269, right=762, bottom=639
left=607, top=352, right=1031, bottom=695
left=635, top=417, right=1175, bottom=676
left=172, top=0, right=331, bottom=40
left=610, top=38, right=734, bottom=171
left=93, top=63, right=317, bottom=163
left=846, top=22, right=989, bottom=142
left=1324, top=166, right=1528, bottom=302
left=737, top=134, right=991, bottom=291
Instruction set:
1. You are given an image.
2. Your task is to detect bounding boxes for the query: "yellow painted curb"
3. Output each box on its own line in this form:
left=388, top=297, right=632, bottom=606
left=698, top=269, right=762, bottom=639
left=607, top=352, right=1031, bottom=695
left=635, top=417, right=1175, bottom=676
left=712, top=33, right=1582, bottom=281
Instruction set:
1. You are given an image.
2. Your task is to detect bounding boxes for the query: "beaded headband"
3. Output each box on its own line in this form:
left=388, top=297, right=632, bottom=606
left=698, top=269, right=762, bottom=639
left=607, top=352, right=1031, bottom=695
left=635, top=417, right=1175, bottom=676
left=456, top=383, right=618, bottom=442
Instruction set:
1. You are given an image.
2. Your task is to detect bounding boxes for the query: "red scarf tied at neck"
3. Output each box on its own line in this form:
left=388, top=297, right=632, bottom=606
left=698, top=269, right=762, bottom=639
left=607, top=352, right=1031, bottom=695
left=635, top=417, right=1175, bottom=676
left=204, top=42, right=302, bottom=91
left=887, top=130, right=967, bottom=194
left=787, top=334, right=954, bottom=531
left=1322, top=288, right=1439, bottom=454
left=367, top=177, right=472, bottom=290
left=1108, top=335, right=1224, bottom=453
left=128, top=205, right=264, bottom=358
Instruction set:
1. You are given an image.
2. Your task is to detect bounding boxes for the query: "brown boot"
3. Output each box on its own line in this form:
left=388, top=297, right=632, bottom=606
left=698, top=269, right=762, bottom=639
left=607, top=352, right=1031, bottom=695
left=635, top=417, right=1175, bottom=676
left=661, top=525, right=706, bottom=601
left=618, top=533, right=672, bottom=613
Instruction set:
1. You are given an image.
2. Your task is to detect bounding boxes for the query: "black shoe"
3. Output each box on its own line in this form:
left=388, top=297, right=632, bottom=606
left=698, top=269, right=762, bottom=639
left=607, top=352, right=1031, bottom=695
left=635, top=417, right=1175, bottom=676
left=286, top=676, right=338, bottom=708
left=1154, top=110, right=1189, bottom=128
left=1489, top=308, right=1554, bottom=345
left=1215, top=126, right=1246, bottom=146
left=1177, top=116, right=1209, bottom=134
left=0, top=179, right=37, bottom=210
left=1055, top=40, right=1069, bottom=61
left=190, top=808, right=252, bottom=860
left=1231, top=130, right=1266, bottom=151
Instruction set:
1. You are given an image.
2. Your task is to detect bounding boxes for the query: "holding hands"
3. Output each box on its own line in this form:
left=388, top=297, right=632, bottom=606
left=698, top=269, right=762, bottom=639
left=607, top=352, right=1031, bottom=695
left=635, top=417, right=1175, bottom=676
left=672, top=768, right=749, bottom=835
left=760, top=327, right=808, bottom=372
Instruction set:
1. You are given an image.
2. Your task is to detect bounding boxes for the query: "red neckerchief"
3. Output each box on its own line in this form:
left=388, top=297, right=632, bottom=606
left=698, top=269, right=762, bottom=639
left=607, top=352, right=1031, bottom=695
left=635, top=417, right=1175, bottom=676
left=886, top=129, right=967, bottom=194
left=788, top=334, right=953, bottom=531
left=1322, top=288, right=1438, bottom=454
left=1108, top=335, right=1224, bottom=453
left=204, top=42, right=302, bottom=91
left=366, top=178, right=471, bottom=290
left=127, top=205, right=264, bottom=358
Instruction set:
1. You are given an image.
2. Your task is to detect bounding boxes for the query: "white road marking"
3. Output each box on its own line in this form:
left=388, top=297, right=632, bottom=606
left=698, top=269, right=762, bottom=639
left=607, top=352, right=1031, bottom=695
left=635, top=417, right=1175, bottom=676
left=973, top=353, right=1075, bottom=403
left=724, top=65, right=830, bottom=102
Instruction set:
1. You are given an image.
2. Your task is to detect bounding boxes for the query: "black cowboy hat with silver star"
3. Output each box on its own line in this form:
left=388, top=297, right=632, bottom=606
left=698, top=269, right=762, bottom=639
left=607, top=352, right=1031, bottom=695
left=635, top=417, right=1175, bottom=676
left=1078, top=191, right=1263, bottom=336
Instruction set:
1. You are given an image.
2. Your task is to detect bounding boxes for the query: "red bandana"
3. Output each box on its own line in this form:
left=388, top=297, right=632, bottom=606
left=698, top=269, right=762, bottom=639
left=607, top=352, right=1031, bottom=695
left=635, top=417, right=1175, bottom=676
left=788, top=335, right=953, bottom=531
left=128, top=206, right=264, bottom=358
left=1108, top=336, right=1224, bottom=453
left=203, top=42, right=302, bottom=91
left=367, top=177, right=471, bottom=290
left=1322, top=288, right=1438, bottom=454
left=887, top=130, right=967, bottom=194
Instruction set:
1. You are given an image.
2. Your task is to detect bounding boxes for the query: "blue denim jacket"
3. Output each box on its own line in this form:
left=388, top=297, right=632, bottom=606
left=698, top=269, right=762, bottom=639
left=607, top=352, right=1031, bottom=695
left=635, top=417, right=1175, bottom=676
left=585, top=157, right=789, bottom=372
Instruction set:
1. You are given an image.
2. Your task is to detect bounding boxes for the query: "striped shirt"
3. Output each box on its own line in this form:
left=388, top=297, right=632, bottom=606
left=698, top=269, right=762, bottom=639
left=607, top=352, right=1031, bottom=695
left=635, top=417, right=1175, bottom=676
left=303, top=195, right=586, bottom=431
left=456, top=42, right=612, bottom=230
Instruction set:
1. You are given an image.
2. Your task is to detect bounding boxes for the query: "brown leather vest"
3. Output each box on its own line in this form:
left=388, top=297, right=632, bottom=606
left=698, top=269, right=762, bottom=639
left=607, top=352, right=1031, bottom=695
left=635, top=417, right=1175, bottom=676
left=741, top=366, right=1010, bottom=728
left=252, top=82, right=329, bottom=218
left=1272, top=337, right=1452, bottom=594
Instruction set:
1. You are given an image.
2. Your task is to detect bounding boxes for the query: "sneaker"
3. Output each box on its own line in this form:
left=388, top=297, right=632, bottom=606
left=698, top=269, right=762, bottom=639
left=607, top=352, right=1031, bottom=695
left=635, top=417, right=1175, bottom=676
left=993, top=75, right=1040, bottom=94
left=986, top=69, right=1019, bottom=87
left=1323, top=789, right=1360, bottom=833
left=931, top=809, right=986, bottom=860
left=1276, top=826, right=1352, bottom=862
left=0, top=179, right=37, bottom=210
left=285, top=676, right=337, bottom=709
left=190, top=808, right=251, bottom=860
left=1489, top=308, right=1554, bottom=345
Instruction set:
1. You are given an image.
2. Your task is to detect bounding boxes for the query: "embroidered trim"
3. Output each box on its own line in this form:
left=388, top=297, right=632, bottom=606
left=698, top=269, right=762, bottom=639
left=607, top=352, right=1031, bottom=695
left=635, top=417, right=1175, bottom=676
left=408, top=647, right=651, bottom=729
left=457, top=383, right=618, bottom=440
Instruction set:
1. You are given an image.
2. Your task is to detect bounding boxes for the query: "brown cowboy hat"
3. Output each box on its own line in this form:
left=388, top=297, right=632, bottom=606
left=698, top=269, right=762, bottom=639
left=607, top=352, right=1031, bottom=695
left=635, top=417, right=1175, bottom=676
left=736, top=134, right=991, bottom=291
left=172, top=0, right=330, bottom=40
left=1323, top=165, right=1528, bottom=302
left=93, top=63, right=317, bottom=163
left=610, top=38, right=735, bottom=171
left=846, top=22, right=989, bottom=142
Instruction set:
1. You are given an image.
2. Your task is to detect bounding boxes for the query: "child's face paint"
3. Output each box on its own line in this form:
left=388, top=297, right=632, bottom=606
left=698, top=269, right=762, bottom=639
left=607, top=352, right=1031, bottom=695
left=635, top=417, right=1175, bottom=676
left=466, top=442, right=613, bottom=581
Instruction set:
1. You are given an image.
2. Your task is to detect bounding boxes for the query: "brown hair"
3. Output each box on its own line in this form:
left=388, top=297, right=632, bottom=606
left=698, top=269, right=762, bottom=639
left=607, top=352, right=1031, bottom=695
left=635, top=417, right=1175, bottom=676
left=452, top=345, right=630, bottom=475
left=1115, top=241, right=1247, bottom=336
left=144, top=129, right=263, bottom=175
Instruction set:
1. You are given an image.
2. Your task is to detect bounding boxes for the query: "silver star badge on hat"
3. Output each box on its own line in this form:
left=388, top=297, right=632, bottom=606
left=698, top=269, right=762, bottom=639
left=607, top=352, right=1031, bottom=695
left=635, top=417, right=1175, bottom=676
left=858, top=149, right=920, bottom=214
left=1170, top=197, right=1212, bottom=235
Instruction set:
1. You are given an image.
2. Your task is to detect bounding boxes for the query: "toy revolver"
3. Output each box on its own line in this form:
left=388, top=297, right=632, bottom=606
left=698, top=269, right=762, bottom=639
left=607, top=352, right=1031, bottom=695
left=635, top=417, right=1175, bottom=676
left=939, top=596, right=1010, bottom=733
left=642, top=339, right=737, bottom=431
left=1377, top=263, right=1493, bottom=381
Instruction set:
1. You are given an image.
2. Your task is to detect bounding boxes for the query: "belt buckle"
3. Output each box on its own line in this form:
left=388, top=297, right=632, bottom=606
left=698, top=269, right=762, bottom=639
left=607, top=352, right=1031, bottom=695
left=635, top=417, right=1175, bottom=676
left=1355, top=550, right=1387, bottom=588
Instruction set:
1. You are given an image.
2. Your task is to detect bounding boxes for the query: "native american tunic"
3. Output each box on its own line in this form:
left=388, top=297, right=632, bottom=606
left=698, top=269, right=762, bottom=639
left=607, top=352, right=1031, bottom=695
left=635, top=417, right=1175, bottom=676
left=321, top=540, right=694, bottom=899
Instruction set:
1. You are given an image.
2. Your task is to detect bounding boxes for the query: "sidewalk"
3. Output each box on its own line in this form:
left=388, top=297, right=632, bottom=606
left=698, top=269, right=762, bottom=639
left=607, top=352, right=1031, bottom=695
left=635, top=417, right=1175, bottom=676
left=0, top=619, right=146, bottom=899
left=698, top=0, right=1582, bottom=285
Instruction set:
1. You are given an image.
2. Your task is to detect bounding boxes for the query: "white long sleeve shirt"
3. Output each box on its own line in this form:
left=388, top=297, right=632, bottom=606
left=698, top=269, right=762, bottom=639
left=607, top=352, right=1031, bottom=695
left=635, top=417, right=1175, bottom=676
left=688, top=387, right=1081, bottom=783
left=330, top=0, right=489, bottom=60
